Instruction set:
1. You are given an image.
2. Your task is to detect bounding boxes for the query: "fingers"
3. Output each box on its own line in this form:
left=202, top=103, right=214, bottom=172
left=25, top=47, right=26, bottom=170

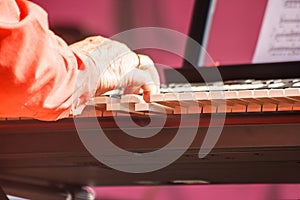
left=97, top=52, right=160, bottom=102
left=75, top=37, right=140, bottom=95
left=137, top=54, right=160, bottom=94
left=71, top=36, right=139, bottom=75
left=120, top=68, right=155, bottom=102
left=96, top=51, right=140, bottom=94
left=121, top=55, right=160, bottom=102
left=75, top=37, right=160, bottom=100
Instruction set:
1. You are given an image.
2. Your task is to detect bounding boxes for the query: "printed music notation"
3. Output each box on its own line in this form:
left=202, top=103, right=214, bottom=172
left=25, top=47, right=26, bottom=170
left=274, top=31, right=300, bottom=40
left=253, top=0, right=300, bottom=63
left=269, top=46, right=300, bottom=56
left=284, top=0, right=300, bottom=8
left=280, top=17, right=300, bottom=24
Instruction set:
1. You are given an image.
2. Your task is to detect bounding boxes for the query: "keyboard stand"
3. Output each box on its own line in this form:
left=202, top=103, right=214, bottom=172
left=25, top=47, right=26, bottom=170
left=0, top=186, right=8, bottom=200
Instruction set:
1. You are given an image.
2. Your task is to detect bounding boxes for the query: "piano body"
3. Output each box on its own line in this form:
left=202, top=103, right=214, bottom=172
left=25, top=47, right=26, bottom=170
left=1, top=61, right=300, bottom=199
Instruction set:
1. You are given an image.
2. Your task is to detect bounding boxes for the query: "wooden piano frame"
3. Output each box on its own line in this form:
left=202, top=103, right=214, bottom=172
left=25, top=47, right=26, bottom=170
left=1, top=112, right=300, bottom=199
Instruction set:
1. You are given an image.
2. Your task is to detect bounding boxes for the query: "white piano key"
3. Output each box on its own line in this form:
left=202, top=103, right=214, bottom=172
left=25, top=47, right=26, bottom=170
left=188, top=105, right=203, bottom=114
left=269, top=89, right=297, bottom=104
left=150, top=93, right=165, bottom=102
left=174, top=106, right=188, bottom=114
left=237, top=90, right=262, bottom=112
left=135, top=103, right=173, bottom=114
left=253, top=90, right=279, bottom=104
left=121, top=94, right=144, bottom=103
left=285, top=88, right=300, bottom=101
left=252, top=90, right=278, bottom=112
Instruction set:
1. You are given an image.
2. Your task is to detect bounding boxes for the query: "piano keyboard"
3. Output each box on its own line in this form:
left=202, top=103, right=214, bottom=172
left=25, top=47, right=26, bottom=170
left=79, top=87, right=300, bottom=117
left=1, top=79, right=300, bottom=120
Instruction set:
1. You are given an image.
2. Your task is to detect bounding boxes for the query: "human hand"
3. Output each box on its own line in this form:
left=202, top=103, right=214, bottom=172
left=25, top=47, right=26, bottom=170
left=70, top=36, right=160, bottom=102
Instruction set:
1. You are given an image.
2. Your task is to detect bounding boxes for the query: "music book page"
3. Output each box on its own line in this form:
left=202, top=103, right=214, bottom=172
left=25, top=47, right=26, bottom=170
left=253, top=0, right=300, bottom=63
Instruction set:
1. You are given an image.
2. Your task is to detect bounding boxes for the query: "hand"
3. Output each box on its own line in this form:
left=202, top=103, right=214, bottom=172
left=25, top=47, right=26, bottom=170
left=70, top=36, right=160, bottom=102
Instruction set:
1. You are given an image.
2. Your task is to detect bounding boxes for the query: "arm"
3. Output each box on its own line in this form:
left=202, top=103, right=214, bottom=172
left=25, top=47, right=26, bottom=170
left=0, top=0, right=159, bottom=121
left=0, top=0, right=79, bottom=120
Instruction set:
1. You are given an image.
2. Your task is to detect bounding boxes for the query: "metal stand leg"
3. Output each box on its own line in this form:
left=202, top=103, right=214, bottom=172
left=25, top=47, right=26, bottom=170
left=0, top=186, right=9, bottom=200
left=70, top=188, right=95, bottom=200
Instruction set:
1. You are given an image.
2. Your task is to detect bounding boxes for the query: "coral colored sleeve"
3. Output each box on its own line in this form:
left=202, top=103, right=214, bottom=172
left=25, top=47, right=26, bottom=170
left=0, top=0, right=97, bottom=121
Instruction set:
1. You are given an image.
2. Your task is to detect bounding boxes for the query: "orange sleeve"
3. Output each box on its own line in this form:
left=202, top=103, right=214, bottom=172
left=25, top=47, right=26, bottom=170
left=0, top=0, right=94, bottom=121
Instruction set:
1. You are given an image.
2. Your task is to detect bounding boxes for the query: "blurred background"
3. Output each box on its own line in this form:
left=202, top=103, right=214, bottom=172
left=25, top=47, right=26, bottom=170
left=24, top=1, right=300, bottom=199
left=32, top=0, right=195, bottom=84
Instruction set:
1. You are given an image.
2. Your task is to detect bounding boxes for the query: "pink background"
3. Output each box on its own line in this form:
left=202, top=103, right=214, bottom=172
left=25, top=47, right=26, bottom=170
left=92, top=184, right=300, bottom=200
left=32, top=0, right=195, bottom=83
left=205, top=0, right=268, bottom=65
left=30, top=1, right=300, bottom=199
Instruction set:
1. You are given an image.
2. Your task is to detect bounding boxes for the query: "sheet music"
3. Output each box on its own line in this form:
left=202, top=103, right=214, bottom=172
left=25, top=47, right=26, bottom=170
left=253, top=0, right=300, bottom=63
